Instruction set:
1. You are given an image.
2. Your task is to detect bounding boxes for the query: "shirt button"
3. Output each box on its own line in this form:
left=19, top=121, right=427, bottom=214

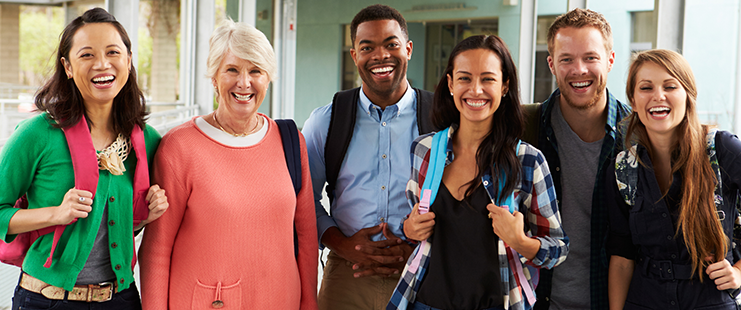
left=382, top=122, right=387, bottom=126
left=212, top=300, right=224, bottom=308
left=382, top=154, right=387, bottom=159
left=662, top=213, right=667, bottom=217
left=108, top=220, right=115, bottom=226
left=119, top=278, right=124, bottom=284
left=381, top=186, right=386, bottom=190
left=671, top=254, right=676, bottom=259
left=556, top=200, right=560, bottom=205
left=380, top=217, right=385, bottom=222
left=671, top=301, right=676, bottom=305
left=555, top=167, right=560, bottom=172
left=115, top=264, right=121, bottom=270
left=109, top=196, right=115, bottom=202
left=666, top=235, right=672, bottom=240
left=111, top=242, right=118, bottom=249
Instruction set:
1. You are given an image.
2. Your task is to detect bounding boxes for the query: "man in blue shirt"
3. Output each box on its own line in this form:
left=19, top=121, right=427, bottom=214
left=302, top=4, right=425, bottom=310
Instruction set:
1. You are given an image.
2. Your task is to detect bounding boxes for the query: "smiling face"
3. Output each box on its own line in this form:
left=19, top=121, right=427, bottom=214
left=62, top=23, right=131, bottom=108
left=447, top=48, right=508, bottom=128
left=212, top=50, right=270, bottom=120
left=548, top=26, right=614, bottom=111
left=351, top=19, right=412, bottom=103
left=631, top=62, right=688, bottom=141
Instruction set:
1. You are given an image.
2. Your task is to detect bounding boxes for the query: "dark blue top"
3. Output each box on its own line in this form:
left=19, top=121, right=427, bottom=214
left=607, top=130, right=741, bottom=309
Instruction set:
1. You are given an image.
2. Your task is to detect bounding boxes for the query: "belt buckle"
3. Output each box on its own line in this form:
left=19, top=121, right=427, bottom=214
left=88, top=282, right=114, bottom=302
left=658, top=260, right=674, bottom=280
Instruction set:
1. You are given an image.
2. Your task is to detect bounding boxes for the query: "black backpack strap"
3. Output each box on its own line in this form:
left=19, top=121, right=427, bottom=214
left=414, top=88, right=435, bottom=134
left=275, top=119, right=302, bottom=259
left=324, top=87, right=361, bottom=204
left=522, top=102, right=542, bottom=148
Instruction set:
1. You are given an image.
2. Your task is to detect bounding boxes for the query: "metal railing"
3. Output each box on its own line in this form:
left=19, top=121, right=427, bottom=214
left=0, top=97, right=200, bottom=149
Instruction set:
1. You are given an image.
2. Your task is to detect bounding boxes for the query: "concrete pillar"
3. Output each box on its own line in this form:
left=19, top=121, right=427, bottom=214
left=150, top=0, right=179, bottom=106
left=0, top=4, right=20, bottom=85
left=518, top=0, right=537, bottom=104
left=654, top=0, right=685, bottom=52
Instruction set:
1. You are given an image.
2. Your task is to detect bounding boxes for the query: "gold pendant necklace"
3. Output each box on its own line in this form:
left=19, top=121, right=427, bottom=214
left=213, top=111, right=260, bottom=137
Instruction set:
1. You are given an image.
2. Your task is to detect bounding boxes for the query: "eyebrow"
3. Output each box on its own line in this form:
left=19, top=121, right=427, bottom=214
left=76, top=44, right=123, bottom=55
left=358, top=35, right=399, bottom=46
left=455, top=70, right=498, bottom=76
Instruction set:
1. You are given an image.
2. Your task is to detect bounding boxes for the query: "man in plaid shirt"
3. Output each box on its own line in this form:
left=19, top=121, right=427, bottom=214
left=531, top=8, right=632, bottom=310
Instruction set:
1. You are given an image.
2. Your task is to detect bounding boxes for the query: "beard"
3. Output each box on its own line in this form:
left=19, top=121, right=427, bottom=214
left=558, top=77, right=606, bottom=111
left=358, top=59, right=406, bottom=99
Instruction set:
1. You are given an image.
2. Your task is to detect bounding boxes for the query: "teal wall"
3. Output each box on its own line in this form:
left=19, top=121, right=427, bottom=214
left=683, top=0, right=740, bottom=130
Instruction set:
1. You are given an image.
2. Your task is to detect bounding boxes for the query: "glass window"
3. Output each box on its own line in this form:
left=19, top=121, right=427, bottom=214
left=631, top=11, right=656, bottom=52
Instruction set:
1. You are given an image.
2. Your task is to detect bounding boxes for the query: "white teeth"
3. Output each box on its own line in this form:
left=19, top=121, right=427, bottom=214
left=233, top=93, right=253, bottom=101
left=571, top=81, right=591, bottom=87
left=466, top=99, right=487, bottom=108
left=649, top=106, right=670, bottom=113
left=371, top=67, right=393, bottom=74
left=92, top=76, right=114, bottom=83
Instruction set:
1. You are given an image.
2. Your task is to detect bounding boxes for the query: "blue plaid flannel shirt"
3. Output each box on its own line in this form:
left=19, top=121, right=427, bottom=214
left=387, top=126, right=569, bottom=310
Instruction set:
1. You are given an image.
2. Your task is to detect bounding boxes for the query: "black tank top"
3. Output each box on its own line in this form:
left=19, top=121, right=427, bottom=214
left=416, top=183, right=503, bottom=309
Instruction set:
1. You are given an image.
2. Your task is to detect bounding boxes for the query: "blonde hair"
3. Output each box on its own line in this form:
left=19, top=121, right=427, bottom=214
left=625, top=49, right=726, bottom=280
left=206, top=19, right=277, bottom=81
left=547, top=8, right=613, bottom=55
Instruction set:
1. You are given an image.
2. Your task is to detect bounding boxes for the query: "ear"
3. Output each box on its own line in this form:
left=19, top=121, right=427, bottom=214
left=126, top=53, right=132, bottom=74
left=406, top=40, right=413, bottom=60
left=350, top=48, right=358, bottom=67
left=502, top=79, right=509, bottom=96
left=62, top=57, right=72, bottom=79
left=447, top=74, right=453, bottom=95
left=547, top=55, right=555, bottom=75
left=607, top=50, right=615, bottom=72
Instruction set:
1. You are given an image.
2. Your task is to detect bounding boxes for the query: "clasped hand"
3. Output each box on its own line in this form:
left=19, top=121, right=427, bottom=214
left=52, top=185, right=169, bottom=230
left=337, top=223, right=412, bottom=278
left=706, top=257, right=741, bottom=291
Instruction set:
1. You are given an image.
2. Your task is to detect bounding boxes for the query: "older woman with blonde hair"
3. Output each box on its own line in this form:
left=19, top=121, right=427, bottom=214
left=607, top=49, right=741, bottom=309
left=139, top=20, right=318, bottom=309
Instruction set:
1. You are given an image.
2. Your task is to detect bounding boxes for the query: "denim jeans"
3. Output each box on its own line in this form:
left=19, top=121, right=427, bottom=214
left=12, top=279, right=142, bottom=310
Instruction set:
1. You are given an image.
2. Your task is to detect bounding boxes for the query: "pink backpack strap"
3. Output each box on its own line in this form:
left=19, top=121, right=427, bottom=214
left=130, top=125, right=149, bottom=226
left=44, top=116, right=99, bottom=268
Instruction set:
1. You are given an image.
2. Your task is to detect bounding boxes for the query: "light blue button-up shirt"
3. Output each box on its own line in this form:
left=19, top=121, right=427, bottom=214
left=302, top=85, right=420, bottom=247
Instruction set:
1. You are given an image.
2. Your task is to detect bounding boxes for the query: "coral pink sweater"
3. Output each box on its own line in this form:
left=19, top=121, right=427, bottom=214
left=139, top=117, right=318, bottom=310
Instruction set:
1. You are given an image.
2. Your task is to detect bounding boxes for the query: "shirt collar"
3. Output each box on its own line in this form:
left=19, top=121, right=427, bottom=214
left=543, top=88, right=622, bottom=135
left=358, top=83, right=415, bottom=114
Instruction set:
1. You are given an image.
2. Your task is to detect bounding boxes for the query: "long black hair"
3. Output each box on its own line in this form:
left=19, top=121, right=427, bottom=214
left=431, top=35, right=524, bottom=202
left=35, top=7, right=147, bottom=136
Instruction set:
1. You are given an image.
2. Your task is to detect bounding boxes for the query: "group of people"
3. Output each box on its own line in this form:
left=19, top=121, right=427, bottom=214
left=0, top=3, right=739, bottom=310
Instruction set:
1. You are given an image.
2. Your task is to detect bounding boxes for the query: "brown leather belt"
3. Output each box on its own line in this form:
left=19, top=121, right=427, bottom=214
left=20, top=273, right=117, bottom=302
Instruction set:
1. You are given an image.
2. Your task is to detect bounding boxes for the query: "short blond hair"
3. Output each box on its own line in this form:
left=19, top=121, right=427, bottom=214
left=206, top=19, right=277, bottom=81
left=547, top=8, right=613, bottom=55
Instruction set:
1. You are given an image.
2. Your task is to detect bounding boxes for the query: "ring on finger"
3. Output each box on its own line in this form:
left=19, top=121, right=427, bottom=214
left=79, top=197, right=85, bottom=203
left=488, top=212, right=492, bottom=219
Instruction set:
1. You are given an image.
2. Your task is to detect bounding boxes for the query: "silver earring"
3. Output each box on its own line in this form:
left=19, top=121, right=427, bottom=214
left=450, top=92, right=454, bottom=96
left=503, top=93, right=507, bottom=98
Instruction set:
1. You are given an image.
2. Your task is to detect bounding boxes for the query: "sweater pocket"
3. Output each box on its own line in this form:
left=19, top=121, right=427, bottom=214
left=192, top=279, right=241, bottom=309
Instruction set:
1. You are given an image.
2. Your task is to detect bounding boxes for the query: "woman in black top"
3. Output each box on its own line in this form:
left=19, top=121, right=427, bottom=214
left=607, top=49, right=741, bottom=309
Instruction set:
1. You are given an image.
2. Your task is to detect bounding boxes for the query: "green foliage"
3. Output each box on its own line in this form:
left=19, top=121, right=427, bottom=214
left=19, top=7, right=64, bottom=85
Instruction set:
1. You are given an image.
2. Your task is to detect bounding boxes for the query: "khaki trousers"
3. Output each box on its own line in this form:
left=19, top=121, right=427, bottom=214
left=318, top=251, right=401, bottom=310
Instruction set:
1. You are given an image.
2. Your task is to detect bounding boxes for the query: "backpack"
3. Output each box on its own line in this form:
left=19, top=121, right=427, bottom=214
left=324, top=87, right=435, bottom=203
left=521, top=102, right=542, bottom=148
left=275, top=119, right=302, bottom=259
left=0, top=116, right=150, bottom=268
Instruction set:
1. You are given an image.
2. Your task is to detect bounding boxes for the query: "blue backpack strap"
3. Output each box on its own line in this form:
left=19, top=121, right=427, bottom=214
left=275, top=119, right=302, bottom=259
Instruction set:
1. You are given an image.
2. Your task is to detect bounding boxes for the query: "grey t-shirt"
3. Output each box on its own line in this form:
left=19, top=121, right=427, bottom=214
left=549, top=101, right=603, bottom=310
left=75, top=204, right=116, bottom=284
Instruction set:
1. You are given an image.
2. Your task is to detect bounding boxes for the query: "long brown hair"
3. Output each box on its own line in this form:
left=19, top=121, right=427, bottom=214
left=35, top=8, right=147, bottom=136
left=625, top=49, right=725, bottom=279
left=431, top=35, right=523, bottom=202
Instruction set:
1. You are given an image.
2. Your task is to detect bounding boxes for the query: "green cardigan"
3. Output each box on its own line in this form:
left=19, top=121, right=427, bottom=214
left=0, top=113, right=160, bottom=291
